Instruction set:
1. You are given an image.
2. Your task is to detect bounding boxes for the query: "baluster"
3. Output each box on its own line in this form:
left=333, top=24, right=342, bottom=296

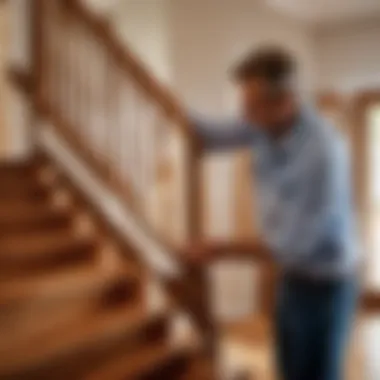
left=115, top=69, right=126, bottom=182
left=60, top=11, right=70, bottom=124
left=49, top=3, right=59, bottom=112
left=91, top=40, right=106, bottom=161
left=128, top=83, right=140, bottom=205
left=78, top=23, right=90, bottom=140
left=36, top=0, right=47, bottom=108
left=55, top=3, right=65, bottom=119
left=67, top=16, right=75, bottom=127
left=105, top=53, right=119, bottom=183
left=139, top=96, right=155, bottom=223
left=84, top=27, right=99, bottom=156
left=116, top=72, right=136, bottom=205
left=149, top=112, right=163, bottom=234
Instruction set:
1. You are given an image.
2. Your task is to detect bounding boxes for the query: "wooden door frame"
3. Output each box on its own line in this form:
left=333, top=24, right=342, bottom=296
left=353, top=91, right=380, bottom=301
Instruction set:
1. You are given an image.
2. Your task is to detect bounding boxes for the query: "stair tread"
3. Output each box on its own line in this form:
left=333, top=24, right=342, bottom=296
left=0, top=270, right=142, bottom=361
left=0, top=199, right=52, bottom=216
left=0, top=160, right=36, bottom=173
left=0, top=182, right=48, bottom=199
left=84, top=341, right=190, bottom=380
left=0, top=229, right=94, bottom=262
left=0, top=301, right=167, bottom=376
left=0, top=261, right=140, bottom=307
left=0, top=173, right=43, bottom=189
left=0, top=203, right=67, bottom=226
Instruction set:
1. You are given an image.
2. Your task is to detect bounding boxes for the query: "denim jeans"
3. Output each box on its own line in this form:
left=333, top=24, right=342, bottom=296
left=275, top=274, right=358, bottom=380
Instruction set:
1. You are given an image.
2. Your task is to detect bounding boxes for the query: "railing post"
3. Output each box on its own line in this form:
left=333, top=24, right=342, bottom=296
left=185, top=135, right=220, bottom=374
left=187, top=138, right=203, bottom=240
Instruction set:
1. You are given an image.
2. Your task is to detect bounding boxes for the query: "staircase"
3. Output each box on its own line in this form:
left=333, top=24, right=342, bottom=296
left=0, top=157, right=213, bottom=380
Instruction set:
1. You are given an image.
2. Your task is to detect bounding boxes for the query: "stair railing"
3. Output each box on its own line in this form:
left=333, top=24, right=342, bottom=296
left=19, top=0, right=274, bottom=374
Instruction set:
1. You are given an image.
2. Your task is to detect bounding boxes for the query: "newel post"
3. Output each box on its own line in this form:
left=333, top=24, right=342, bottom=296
left=186, top=129, right=219, bottom=371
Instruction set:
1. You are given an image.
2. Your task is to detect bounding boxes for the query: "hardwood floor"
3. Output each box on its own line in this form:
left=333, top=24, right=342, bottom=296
left=361, top=315, right=380, bottom=380
left=220, top=313, right=380, bottom=380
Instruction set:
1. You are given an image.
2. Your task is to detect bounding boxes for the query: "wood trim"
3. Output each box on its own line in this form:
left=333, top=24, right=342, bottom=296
left=352, top=91, right=380, bottom=280
left=361, top=291, right=380, bottom=312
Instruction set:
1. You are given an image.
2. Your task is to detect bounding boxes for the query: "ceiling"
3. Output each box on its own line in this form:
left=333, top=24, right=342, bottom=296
left=266, top=0, right=380, bottom=26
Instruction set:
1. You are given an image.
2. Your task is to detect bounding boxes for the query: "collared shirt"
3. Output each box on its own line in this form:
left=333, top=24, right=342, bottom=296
left=192, top=107, right=359, bottom=278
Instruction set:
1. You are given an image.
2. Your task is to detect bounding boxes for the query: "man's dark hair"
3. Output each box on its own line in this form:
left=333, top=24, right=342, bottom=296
left=232, top=46, right=297, bottom=86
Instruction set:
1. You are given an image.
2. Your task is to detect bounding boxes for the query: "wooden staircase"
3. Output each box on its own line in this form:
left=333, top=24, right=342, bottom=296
left=0, top=158, right=212, bottom=380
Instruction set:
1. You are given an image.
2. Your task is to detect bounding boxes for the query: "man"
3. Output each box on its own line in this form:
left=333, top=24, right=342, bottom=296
left=187, top=47, right=359, bottom=380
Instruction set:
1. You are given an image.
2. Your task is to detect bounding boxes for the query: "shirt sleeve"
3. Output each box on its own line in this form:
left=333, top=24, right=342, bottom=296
left=266, top=140, right=345, bottom=265
left=190, top=113, right=255, bottom=151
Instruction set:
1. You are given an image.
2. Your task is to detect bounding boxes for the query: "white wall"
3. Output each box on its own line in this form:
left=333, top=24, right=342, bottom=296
left=316, top=19, right=380, bottom=93
left=168, top=0, right=316, bottom=115
left=111, top=0, right=172, bottom=85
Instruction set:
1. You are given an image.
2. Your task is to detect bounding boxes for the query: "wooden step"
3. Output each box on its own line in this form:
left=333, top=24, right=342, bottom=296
left=0, top=202, right=71, bottom=236
left=0, top=303, right=170, bottom=379
left=0, top=179, right=49, bottom=200
left=0, top=261, right=140, bottom=310
left=0, top=271, right=142, bottom=355
left=0, top=160, right=37, bottom=177
left=84, top=343, right=192, bottom=380
left=0, top=230, right=97, bottom=277
left=0, top=159, right=51, bottom=200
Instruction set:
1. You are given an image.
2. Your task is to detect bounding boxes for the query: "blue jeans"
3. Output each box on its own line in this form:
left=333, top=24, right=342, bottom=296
left=275, top=274, right=358, bottom=380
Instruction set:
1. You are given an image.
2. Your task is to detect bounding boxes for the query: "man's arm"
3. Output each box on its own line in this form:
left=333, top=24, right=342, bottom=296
left=190, top=113, right=255, bottom=151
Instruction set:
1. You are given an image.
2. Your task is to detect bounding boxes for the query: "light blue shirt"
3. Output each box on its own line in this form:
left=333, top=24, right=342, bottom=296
left=193, top=107, right=359, bottom=278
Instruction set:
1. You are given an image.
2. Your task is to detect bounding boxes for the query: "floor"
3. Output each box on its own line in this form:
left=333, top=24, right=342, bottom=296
left=219, top=313, right=380, bottom=380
